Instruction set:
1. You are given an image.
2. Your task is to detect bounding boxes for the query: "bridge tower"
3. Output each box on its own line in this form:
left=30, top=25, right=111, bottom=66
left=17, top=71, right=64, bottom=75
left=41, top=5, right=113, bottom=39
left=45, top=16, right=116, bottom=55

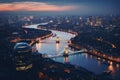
left=63, top=46, right=69, bottom=57
left=56, top=37, right=60, bottom=43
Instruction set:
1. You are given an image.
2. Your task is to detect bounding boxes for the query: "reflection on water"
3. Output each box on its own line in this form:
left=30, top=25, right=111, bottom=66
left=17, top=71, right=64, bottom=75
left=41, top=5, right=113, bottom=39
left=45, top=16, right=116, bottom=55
left=84, top=53, right=88, bottom=59
left=97, top=61, right=101, bottom=65
left=116, top=64, right=119, bottom=68
left=56, top=43, right=59, bottom=52
left=36, top=43, right=42, bottom=52
left=108, top=64, right=115, bottom=74
left=36, top=30, right=74, bottom=54
left=36, top=43, right=41, bottom=48
left=90, top=55, right=93, bottom=59
left=64, top=57, right=68, bottom=63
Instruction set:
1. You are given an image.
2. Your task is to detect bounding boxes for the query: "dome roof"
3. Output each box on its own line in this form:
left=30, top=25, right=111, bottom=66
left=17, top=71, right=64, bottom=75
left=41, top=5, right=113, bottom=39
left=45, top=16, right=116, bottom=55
left=14, top=42, right=31, bottom=53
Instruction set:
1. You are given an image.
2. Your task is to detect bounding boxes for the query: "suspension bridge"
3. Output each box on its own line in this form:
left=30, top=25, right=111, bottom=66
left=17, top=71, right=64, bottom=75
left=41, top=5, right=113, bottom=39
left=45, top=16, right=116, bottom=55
left=42, top=48, right=88, bottom=58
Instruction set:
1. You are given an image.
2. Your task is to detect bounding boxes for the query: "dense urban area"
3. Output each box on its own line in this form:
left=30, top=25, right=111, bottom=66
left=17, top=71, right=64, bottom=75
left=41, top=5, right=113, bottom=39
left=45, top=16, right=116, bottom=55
left=0, top=14, right=120, bottom=80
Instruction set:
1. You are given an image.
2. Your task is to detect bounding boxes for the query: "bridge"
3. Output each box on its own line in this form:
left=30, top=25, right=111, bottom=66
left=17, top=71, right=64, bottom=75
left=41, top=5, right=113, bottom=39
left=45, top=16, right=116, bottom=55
left=42, top=48, right=120, bottom=64
left=42, top=48, right=88, bottom=58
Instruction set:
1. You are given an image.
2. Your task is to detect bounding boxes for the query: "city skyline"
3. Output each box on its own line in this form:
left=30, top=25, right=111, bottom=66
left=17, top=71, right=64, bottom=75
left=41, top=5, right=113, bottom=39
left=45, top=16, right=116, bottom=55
left=0, top=0, right=120, bottom=15
left=0, top=3, right=120, bottom=79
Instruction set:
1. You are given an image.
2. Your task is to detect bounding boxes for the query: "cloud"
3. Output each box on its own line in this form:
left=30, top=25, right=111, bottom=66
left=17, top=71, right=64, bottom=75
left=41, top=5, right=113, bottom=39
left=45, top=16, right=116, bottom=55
left=0, top=2, right=78, bottom=11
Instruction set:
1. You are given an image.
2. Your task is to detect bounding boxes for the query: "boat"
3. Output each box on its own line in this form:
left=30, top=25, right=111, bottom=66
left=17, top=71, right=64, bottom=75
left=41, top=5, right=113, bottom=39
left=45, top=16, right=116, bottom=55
left=103, top=70, right=112, bottom=75
left=53, top=34, right=57, bottom=37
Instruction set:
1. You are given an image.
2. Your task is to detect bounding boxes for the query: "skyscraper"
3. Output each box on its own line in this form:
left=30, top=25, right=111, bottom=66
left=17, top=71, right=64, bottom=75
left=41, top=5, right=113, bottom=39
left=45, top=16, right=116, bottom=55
left=14, top=42, right=32, bottom=71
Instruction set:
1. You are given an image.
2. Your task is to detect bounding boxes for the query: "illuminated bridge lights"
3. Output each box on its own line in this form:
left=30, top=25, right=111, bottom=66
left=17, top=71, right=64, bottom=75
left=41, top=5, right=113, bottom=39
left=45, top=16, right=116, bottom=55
left=56, top=37, right=60, bottom=43
left=63, top=46, right=69, bottom=57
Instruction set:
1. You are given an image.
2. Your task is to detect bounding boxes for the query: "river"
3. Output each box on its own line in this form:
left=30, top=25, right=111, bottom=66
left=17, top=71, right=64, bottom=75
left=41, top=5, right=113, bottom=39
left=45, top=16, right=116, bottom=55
left=25, top=24, right=120, bottom=80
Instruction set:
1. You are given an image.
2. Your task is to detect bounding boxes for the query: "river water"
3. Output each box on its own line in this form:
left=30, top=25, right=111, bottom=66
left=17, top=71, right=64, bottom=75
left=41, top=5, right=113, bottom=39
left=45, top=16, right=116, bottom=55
left=25, top=24, right=120, bottom=80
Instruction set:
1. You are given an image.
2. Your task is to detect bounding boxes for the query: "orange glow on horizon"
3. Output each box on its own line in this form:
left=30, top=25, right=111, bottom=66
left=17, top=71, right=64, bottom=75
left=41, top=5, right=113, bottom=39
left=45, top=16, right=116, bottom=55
left=0, top=2, right=77, bottom=11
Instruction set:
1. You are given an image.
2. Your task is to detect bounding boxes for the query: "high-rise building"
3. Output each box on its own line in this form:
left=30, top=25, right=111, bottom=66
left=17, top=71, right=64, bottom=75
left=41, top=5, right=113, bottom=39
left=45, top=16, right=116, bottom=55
left=14, top=42, right=32, bottom=71
left=95, top=17, right=102, bottom=26
left=86, top=16, right=94, bottom=26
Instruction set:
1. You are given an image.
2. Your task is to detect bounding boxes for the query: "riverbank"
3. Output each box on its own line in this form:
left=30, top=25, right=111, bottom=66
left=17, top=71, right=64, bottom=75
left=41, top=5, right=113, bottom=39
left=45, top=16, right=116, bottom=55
left=69, top=43, right=120, bottom=64
left=37, top=25, right=78, bottom=37
left=30, top=32, right=53, bottom=46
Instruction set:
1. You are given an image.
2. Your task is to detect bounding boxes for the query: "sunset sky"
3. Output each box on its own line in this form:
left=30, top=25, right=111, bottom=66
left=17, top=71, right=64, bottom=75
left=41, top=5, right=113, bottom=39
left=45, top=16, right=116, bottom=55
left=0, top=0, right=120, bottom=15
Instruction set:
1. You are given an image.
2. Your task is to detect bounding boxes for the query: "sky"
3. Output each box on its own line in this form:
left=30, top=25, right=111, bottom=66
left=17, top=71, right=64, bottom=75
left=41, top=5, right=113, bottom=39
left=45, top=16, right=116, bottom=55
left=0, top=0, right=120, bottom=15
